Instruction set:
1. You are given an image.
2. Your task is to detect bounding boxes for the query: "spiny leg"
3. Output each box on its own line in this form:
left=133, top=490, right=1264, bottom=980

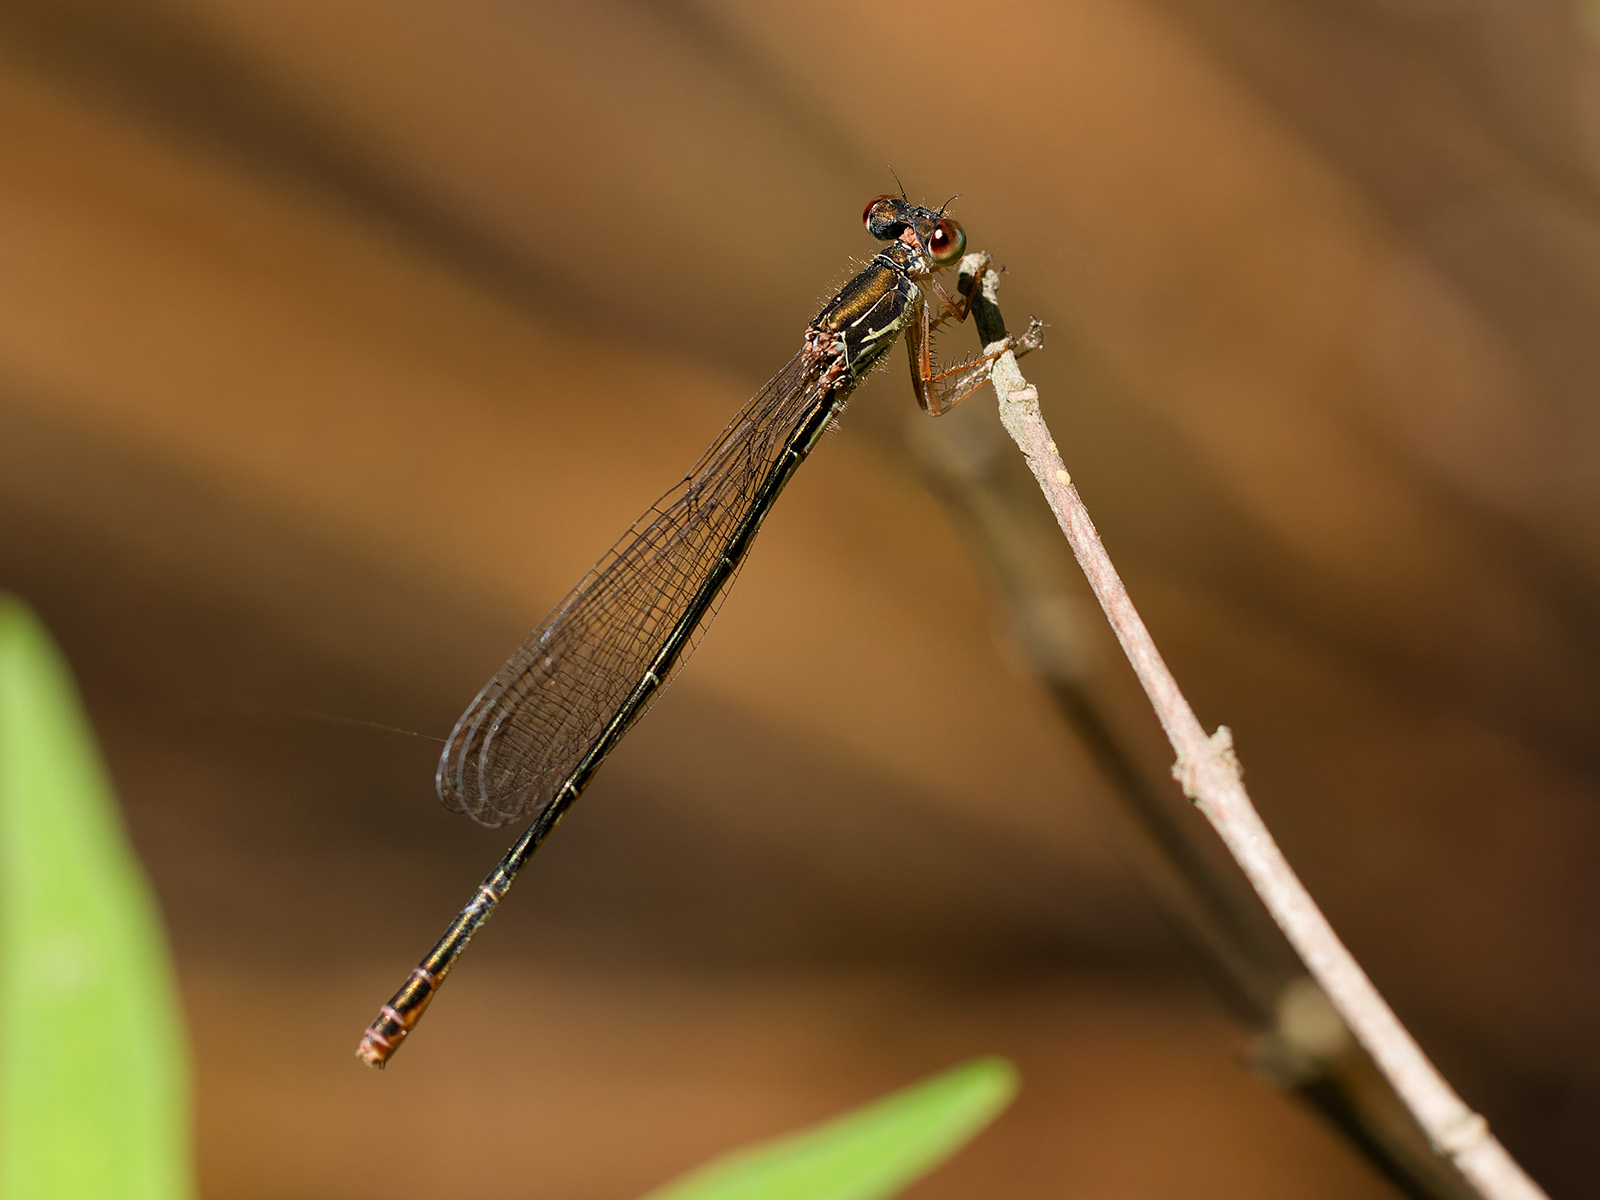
left=927, top=250, right=992, bottom=326
left=908, top=287, right=1042, bottom=416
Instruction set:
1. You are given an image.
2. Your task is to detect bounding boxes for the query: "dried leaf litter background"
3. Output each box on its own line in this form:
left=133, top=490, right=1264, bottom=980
left=0, top=1, right=1597, bottom=1197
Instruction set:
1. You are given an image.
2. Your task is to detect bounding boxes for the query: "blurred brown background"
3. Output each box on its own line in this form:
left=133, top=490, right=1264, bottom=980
left=1, top=1, right=1597, bottom=1196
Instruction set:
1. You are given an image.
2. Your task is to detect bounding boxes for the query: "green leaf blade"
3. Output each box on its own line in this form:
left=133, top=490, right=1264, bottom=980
left=0, top=597, right=192, bottom=1200
left=642, top=1056, right=1017, bottom=1200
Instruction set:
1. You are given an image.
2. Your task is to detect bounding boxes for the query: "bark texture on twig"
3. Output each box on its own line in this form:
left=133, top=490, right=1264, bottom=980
left=957, top=256, right=1548, bottom=1200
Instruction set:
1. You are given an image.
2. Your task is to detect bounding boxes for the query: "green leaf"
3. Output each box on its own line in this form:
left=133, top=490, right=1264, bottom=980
left=640, top=1057, right=1017, bottom=1200
left=0, top=596, right=192, bottom=1200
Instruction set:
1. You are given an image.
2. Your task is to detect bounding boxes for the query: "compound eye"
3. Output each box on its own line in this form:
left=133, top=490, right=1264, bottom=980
left=863, top=195, right=905, bottom=239
left=928, top=218, right=967, bottom=265
left=863, top=194, right=896, bottom=227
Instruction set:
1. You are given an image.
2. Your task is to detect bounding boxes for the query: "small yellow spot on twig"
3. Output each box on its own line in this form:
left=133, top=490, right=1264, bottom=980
left=1054, top=468, right=1070, bottom=484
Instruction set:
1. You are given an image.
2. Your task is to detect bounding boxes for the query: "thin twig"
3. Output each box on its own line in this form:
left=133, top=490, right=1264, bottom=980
left=910, top=380, right=1473, bottom=1199
left=958, top=256, right=1548, bottom=1200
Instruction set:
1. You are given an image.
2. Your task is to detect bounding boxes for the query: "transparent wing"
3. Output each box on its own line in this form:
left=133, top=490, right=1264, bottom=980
left=436, top=350, right=824, bottom=828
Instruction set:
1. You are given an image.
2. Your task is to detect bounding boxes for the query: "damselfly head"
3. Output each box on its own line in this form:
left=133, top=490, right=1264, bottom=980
left=863, top=196, right=967, bottom=270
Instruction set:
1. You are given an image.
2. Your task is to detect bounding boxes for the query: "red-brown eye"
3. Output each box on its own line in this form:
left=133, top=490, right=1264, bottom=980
left=928, top=218, right=967, bottom=265
left=863, top=194, right=897, bottom=228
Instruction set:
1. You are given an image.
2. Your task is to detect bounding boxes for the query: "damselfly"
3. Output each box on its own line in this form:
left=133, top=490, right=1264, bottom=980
left=358, top=195, right=1043, bottom=1066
